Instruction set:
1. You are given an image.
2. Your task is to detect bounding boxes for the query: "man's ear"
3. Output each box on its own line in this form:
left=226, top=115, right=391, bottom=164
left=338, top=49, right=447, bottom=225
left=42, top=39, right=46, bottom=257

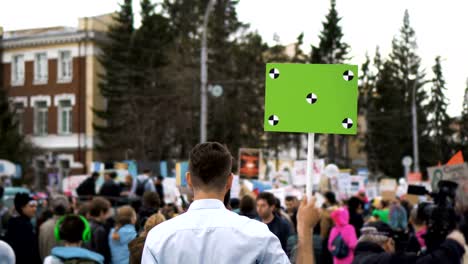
left=226, top=173, right=234, bottom=192
left=186, top=172, right=193, bottom=189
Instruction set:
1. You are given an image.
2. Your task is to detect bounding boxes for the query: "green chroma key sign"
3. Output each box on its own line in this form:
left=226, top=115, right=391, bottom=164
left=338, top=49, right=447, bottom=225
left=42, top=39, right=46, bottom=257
left=264, top=63, right=358, bottom=135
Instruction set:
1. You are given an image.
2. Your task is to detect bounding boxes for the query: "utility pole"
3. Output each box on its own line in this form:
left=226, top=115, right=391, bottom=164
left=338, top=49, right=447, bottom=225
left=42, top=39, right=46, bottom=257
left=200, top=0, right=216, bottom=143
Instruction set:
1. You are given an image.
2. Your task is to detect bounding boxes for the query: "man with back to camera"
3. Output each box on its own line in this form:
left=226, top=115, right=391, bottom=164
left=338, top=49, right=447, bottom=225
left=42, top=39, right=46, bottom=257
left=142, top=142, right=291, bottom=263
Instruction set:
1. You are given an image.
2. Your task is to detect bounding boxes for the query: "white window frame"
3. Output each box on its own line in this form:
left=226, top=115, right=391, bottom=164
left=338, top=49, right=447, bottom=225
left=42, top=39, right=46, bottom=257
left=57, top=50, right=73, bottom=83
left=11, top=54, right=25, bottom=86
left=34, top=52, right=48, bottom=85
left=34, top=100, right=48, bottom=136
left=57, top=99, right=73, bottom=135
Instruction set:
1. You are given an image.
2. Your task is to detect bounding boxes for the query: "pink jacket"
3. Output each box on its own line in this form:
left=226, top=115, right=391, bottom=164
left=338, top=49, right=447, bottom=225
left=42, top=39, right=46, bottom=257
left=328, top=207, right=358, bottom=264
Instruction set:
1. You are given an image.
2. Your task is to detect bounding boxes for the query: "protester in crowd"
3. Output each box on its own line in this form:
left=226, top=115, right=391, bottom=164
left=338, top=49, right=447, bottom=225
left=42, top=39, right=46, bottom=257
left=109, top=205, right=137, bottom=264
left=99, top=172, right=121, bottom=200
left=137, top=191, right=160, bottom=231
left=154, top=176, right=165, bottom=206
left=84, top=197, right=112, bottom=264
left=239, top=195, right=257, bottom=219
left=389, top=198, right=409, bottom=252
left=119, top=175, right=134, bottom=196
left=132, top=170, right=156, bottom=197
left=76, top=172, right=100, bottom=198
left=256, top=192, right=292, bottom=254
left=44, top=215, right=104, bottom=264
left=328, top=207, right=358, bottom=264
left=39, top=194, right=70, bottom=261
left=348, top=196, right=365, bottom=237
left=406, top=205, right=428, bottom=253
left=0, top=239, right=15, bottom=264
left=321, top=191, right=339, bottom=264
left=371, top=198, right=390, bottom=224
left=128, top=213, right=165, bottom=264
left=162, top=203, right=179, bottom=220
left=142, top=142, right=290, bottom=263
left=274, top=197, right=295, bottom=232
left=352, top=221, right=466, bottom=264
left=230, top=198, right=240, bottom=213
left=285, top=195, right=299, bottom=232
left=5, top=192, right=40, bottom=264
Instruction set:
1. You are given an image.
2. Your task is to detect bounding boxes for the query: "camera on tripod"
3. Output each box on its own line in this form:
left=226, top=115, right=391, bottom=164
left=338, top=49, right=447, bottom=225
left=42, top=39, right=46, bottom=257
left=408, top=180, right=459, bottom=252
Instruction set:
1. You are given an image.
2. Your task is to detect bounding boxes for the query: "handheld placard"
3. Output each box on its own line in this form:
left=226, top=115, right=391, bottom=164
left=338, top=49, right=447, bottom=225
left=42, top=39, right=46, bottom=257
left=264, top=63, right=358, bottom=201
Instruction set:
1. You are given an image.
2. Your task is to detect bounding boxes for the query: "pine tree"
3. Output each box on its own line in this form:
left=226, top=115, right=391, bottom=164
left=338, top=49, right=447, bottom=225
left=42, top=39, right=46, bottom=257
left=93, top=0, right=134, bottom=161
left=366, top=10, right=430, bottom=178
left=460, top=81, right=468, bottom=158
left=426, top=56, right=451, bottom=162
left=0, top=88, right=37, bottom=168
left=310, top=0, right=351, bottom=165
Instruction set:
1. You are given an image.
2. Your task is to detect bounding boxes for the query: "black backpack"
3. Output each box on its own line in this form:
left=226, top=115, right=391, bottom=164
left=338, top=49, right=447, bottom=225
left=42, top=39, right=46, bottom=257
left=331, top=233, right=349, bottom=259
left=135, top=178, right=149, bottom=196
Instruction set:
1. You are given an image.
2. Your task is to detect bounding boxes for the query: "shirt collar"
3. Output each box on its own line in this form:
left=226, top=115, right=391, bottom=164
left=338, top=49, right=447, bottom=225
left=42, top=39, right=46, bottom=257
left=188, top=199, right=226, bottom=211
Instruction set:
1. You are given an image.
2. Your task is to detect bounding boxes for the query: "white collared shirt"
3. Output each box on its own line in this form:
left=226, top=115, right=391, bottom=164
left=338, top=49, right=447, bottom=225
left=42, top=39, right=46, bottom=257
left=142, top=199, right=290, bottom=264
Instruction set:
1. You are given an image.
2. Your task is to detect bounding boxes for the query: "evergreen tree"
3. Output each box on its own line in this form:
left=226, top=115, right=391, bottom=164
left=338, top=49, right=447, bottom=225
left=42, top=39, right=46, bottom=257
left=426, top=56, right=451, bottom=162
left=310, top=0, right=351, bottom=165
left=367, top=10, right=430, bottom=178
left=460, top=81, right=468, bottom=158
left=0, top=88, right=37, bottom=168
left=93, top=0, right=134, bottom=161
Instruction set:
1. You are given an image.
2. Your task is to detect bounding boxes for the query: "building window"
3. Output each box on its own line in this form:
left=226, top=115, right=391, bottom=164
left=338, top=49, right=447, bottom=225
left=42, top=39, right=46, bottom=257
left=11, top=55, right=25, bottom=86
left=58, top=51, right=72, bottom=82
left=13, top=102, right=25, bottom=134
left=34, top=53, right=48, bottom=84
left=58, top=100, right=72, bottom=134
left=34, top=101, right=48, bottom=135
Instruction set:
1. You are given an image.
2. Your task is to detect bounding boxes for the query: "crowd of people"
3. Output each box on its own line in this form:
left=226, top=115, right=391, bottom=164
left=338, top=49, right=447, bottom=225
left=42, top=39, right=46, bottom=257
left=0, top=142, right=467, bottom=264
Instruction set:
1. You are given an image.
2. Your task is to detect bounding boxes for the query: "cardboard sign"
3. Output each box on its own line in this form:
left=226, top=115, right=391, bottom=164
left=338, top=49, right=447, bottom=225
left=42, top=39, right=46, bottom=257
left=62, top=175, right=88, bottom=194
left=292, top=159, right=325, bottom=186
left=428, top=163, right=468, bottom=191
left=380, top=178, right=397, bottom=201
left=349, top=175, right=366, bottom=195
left=264, top=63, right=358, bottom=134
left=176, top=162, right=189, bottom=187
left=230, top=175, right=241, bottom=199
left=239, top=148, right=261, bottom=179
left=407, top=172, right=422, bottom=183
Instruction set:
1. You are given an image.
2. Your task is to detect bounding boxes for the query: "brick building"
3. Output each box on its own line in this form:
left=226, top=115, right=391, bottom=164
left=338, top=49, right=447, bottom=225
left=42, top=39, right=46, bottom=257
left=0, top=14, right=112, bottom=186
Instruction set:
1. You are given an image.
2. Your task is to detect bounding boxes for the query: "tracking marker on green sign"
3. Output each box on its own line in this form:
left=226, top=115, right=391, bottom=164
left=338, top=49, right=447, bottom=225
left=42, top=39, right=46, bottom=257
left=264, top=63, right=358, bottom=135
left=264, top=63, right=358, bottom=201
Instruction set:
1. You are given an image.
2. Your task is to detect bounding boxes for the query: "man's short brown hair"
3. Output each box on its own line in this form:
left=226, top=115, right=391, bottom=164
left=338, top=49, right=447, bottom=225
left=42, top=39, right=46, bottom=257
left=89, top=197, right=111, bottom=217
left=189, top=142, right=233, bottom=191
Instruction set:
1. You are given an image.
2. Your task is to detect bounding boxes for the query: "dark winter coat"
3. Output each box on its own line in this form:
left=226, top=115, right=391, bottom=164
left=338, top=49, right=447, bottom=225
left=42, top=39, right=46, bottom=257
left=352, top=239, right=465, bottom=264
left=5, top=215, right=41, bottom=264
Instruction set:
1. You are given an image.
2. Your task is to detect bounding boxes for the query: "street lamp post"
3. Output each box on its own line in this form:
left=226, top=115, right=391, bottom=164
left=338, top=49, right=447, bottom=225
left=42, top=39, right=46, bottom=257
left=411, top=79, right=420, bottom=173
left=200, top=0, right=216, bottom=143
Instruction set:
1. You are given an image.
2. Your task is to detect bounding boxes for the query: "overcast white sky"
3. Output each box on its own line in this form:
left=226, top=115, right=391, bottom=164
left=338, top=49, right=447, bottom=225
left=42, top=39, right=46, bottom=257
left=1, top=0, right=466, bottom=117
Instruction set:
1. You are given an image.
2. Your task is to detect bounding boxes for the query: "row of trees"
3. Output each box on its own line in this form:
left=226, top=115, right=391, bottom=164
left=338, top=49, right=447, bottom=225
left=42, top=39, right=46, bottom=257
left=94, top=0, right=468, bottom=178
left=0, top=0, right=466, bottom=179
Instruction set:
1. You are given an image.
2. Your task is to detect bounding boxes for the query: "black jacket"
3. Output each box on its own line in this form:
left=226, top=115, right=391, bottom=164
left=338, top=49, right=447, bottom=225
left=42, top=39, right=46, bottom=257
left=76, top=177, right=96, bottom=197
left=84, top=219, right=111, bottom=264
left=352, top=239, right=465, bottom=264
left=99, top=180, right=121, bottom=198
left=5, top=215, right=41, bottom=264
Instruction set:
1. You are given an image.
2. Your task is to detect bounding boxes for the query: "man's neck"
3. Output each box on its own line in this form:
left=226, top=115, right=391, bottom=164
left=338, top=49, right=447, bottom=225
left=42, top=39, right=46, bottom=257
left=64, top=242, right=81, bottom=247
left=193, top=191, right=225, bottom=201
left=262, top=214, right=275, bottom=224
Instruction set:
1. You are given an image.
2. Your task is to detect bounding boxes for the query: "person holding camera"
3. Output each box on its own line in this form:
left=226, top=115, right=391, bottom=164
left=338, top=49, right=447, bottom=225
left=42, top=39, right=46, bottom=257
left=352, top=221, right=466, bottom=264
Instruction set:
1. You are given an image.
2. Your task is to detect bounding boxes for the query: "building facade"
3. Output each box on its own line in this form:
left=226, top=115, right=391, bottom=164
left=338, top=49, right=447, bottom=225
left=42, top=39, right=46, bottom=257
left=0, top=14, right=112, bottom=185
